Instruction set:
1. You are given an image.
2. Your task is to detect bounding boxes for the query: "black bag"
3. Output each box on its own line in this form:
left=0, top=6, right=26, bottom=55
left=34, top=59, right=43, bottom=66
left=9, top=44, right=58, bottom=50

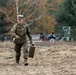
left=29, top=45, right=35, bottom=58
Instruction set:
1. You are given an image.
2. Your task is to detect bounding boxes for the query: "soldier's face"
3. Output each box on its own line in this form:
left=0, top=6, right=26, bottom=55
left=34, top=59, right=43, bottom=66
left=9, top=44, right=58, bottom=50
left=18, top=18, right=24, bottom=25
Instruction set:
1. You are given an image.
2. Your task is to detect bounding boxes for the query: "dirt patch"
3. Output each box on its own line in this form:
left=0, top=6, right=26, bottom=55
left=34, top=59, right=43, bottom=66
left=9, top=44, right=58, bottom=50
left=0, top=41, right=76, bottom=75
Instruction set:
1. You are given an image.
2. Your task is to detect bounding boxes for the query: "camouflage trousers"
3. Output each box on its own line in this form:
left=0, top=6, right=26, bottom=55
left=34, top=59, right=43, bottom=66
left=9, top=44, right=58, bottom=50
left=14, top=41, right=28, bottom=63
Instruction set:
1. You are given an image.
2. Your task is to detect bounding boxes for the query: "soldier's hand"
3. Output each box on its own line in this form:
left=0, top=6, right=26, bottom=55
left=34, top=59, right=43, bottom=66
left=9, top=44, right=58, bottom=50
left=15, top=35, right=21, bottom=40
left=13, top=38, right=15, bottom=42
left=30, top=39, right=32, bottom=44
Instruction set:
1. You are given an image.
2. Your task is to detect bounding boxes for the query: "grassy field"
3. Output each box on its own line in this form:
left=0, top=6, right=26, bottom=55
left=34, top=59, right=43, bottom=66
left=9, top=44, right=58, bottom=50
left=0, top=41, right=76, bottom=75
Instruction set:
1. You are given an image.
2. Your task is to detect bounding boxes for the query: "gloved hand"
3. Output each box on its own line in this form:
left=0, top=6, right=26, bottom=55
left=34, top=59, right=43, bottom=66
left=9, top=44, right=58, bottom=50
left=13, top=35, right=21, bottom=44
left=31, top=43, right=34, bottom=46
left=15, top=35, right=21, bottom=40
left=30, top=39, right=32, bottom=44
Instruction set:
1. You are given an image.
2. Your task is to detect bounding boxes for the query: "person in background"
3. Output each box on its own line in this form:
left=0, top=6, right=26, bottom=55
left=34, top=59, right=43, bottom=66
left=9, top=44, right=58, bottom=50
left=49, top=32, right=56, bottom=43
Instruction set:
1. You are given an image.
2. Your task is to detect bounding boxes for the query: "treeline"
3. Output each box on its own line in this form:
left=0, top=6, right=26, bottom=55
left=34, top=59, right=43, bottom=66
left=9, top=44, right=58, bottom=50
left=57, top=0, right=76, bottom=26
left=0, top=0, right=62, bottom=34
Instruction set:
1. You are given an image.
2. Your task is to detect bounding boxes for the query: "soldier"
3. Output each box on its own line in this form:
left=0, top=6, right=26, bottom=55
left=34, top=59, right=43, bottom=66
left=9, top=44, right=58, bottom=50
left=11, top=15, right=32, bottom=66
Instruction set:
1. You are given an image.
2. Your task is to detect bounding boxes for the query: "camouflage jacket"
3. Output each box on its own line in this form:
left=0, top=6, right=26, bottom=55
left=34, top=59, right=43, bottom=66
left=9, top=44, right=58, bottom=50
left=10, top=23, right=32, bottom=44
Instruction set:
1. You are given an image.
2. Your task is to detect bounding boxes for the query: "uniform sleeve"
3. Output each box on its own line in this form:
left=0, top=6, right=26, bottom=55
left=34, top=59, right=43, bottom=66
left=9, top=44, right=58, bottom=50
left=26, top=27, right=32, bottom=42
left=10, top=24, right=17, bottom=38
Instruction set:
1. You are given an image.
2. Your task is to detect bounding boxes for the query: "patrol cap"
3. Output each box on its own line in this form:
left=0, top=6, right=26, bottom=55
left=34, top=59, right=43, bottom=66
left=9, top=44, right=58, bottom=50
left=18, top=15, right=24, bottom=18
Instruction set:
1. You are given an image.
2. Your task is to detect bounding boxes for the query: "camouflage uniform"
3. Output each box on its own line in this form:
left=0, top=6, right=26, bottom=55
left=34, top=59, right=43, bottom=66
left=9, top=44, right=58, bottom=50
left=11, top=23, right=32, bottom=65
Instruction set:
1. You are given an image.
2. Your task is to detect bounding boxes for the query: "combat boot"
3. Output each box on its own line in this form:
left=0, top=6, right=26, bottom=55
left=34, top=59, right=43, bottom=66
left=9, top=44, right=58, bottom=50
left=16, top=59, right=19, bottom=63
left=24, top=58, right=28, bottom=66
left=24, top=62, right=28, bottom=66
left=16, top=56, right=20, bottom=63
